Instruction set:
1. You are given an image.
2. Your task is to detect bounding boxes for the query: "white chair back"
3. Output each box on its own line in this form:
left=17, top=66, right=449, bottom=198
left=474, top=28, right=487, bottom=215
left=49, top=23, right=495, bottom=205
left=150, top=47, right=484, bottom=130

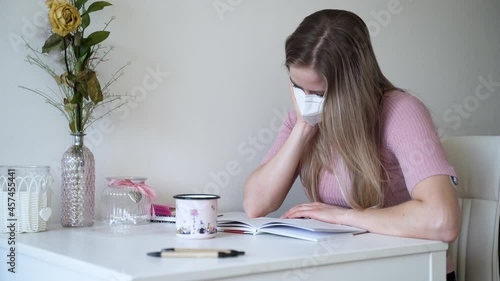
left=443, top=136, right=500, bottom=281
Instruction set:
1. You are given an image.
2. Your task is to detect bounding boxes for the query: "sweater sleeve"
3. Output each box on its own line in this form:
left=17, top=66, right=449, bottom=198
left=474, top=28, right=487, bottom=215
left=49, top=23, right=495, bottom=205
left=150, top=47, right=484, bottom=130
left=261, top=110, right=297, bottom=165
left=383, top=92, right=456, bottom=195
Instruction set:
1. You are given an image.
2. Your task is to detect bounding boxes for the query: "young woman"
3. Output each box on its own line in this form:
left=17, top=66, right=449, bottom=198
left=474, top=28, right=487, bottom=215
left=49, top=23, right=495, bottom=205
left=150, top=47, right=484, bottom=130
left=243, top=9, right=461, bottom=280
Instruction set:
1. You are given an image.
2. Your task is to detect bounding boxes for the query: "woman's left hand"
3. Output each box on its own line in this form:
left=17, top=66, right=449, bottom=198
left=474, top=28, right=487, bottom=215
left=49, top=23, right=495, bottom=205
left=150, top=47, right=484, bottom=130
left=281, top=202, right=352, bottom=225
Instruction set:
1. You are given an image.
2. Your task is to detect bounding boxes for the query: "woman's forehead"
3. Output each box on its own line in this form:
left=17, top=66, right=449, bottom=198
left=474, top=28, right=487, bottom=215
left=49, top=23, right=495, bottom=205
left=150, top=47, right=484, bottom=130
left=289, top=65, right=326, bottom=91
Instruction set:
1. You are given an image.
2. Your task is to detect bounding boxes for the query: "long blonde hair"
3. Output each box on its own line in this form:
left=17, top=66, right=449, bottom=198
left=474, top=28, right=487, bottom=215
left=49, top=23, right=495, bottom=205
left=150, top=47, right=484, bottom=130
left=285, top=9, right=398, bottom=209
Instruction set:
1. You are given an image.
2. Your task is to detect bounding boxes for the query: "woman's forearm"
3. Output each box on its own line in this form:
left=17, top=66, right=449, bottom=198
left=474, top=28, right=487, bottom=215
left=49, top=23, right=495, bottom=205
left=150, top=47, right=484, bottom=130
left=243, top=122, right=315, bottom=218
left=283, top=176, right=461, bottom=242
left=344, top=199, right=459, bottom=242
left=342, top=176, right=461, bottom=242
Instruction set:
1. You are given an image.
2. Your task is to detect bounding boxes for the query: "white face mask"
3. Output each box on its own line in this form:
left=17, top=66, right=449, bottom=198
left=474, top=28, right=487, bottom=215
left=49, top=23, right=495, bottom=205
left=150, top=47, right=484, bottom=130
left=293, top=87, right=324, bottom=125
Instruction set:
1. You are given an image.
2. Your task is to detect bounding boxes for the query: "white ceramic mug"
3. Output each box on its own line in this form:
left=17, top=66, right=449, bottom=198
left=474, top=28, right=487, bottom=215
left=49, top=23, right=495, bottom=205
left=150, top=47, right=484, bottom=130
left=173, top=194, right=220, bottom=239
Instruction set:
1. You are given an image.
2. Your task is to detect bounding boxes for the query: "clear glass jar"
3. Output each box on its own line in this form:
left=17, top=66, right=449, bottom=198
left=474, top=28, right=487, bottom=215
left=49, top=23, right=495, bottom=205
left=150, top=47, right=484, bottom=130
left=100, top=177, right=152, bottom=225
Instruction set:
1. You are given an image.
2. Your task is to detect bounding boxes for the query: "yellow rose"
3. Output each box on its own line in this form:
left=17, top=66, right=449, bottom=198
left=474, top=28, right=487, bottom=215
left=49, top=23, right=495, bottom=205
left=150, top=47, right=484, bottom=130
left=46, top=0, right=57, bottom=8
left=48, top=1, right=81, bottom=37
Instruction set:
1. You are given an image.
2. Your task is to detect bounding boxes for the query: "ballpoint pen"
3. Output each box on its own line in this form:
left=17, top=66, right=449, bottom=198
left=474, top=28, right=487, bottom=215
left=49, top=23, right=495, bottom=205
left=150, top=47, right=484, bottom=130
left=147, top=248, right=245, bottom=258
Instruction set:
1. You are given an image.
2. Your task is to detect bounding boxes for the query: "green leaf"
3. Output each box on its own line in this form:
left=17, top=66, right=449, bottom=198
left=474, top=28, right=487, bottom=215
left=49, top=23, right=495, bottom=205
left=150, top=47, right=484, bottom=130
left=78, top=50, right=91, bottom=70
left=74, top=42, right=89, bottom=72
left=75, top=0, right=89, bottom=10
left=42, top=33, right=63, bottom=54
left=82, top=1, right=112, bottom=16
left=44, top=34, right=72, bottom=54
left=81, top=14, right=90, bottom=29
left=81, top=31, right=110, bottom=48
left=78, top=45, right=91, bottom=62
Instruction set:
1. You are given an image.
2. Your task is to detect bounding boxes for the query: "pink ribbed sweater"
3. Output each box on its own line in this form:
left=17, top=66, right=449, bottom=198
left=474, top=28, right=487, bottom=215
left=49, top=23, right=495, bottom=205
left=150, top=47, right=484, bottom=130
left=261, top=90, right=456, bottom=273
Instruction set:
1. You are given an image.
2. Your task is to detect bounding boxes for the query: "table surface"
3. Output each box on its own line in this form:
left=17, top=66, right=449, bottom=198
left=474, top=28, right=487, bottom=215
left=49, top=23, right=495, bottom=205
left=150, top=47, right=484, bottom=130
left=0, top=222, right=448, bottom=281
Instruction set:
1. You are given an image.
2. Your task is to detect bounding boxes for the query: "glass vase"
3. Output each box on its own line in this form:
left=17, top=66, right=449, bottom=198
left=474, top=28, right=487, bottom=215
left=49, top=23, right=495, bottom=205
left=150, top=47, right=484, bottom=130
left=60, top=133, right=95, bottom=227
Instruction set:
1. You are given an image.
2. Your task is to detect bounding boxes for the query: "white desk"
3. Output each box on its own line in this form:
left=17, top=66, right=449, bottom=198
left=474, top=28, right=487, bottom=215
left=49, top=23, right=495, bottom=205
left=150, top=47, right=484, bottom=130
left=0, top=222, right=447, bottom=281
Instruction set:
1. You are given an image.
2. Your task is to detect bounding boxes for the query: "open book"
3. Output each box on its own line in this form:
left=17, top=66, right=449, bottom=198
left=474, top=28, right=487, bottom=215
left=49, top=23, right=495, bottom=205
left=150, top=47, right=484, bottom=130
left=217, top=212, right=366, bottom=242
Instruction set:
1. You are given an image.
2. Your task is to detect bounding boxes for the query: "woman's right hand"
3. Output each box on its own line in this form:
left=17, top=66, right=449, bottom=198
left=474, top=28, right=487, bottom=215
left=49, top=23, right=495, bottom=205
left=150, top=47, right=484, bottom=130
left=289, top=83, right=317, bottom=137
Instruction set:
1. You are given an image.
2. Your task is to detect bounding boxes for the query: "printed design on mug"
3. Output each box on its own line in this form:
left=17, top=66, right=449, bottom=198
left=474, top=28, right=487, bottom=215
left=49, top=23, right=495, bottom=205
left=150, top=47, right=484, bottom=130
left=176, top=207, right=217, bottom=235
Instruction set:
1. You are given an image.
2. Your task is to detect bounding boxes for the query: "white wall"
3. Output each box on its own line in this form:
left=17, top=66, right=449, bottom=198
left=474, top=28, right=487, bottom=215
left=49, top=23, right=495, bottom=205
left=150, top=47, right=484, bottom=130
left=1, top=0, right=499, bottom=222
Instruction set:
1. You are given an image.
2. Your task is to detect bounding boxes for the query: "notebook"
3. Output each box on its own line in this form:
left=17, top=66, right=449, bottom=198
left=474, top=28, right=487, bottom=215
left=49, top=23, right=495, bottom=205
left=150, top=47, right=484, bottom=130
left=217, top=212, right=366, bottom=242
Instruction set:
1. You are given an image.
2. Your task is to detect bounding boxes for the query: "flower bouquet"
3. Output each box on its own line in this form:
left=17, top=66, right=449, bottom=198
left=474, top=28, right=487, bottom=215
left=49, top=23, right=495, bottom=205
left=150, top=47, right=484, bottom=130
left=20, top=0, right=129, bottom=227
left=21, top=0, right=128, bottom=134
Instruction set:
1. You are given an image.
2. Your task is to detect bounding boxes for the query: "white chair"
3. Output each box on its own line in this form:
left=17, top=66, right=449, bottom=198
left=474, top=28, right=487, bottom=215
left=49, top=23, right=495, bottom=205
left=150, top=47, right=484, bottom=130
left=443, top=136, right=500, bottom=281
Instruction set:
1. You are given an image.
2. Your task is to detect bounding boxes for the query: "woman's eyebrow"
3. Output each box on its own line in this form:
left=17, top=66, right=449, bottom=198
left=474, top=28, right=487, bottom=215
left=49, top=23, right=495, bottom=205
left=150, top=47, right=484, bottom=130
left=289, top=78, right=301, bottom=88
left=289, top=78, right=325, bottom=93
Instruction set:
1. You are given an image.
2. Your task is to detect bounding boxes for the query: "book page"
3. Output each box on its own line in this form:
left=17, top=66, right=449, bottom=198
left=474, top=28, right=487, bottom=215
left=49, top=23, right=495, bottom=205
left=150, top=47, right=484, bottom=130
left=218, top=212, right=364, bottom=233
left=261, top=219, right=364, bottom=233
left=259, top=226, right=355, bottom=242
left=217, top=212, right=285, bottom=231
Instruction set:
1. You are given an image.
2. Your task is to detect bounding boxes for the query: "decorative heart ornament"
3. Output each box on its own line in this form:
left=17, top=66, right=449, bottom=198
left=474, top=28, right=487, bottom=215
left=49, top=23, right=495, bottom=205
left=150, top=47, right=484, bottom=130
left=39, top=207, right=52, bottom=221
left=128, top=191, right=142, bottom=203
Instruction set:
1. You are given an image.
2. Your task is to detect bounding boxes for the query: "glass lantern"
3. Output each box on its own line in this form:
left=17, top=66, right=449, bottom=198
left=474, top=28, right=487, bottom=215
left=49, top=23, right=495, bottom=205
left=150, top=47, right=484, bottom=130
left=100, top=177, right=152, bottom=225
left=0, top=165, right=53, bottom=232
